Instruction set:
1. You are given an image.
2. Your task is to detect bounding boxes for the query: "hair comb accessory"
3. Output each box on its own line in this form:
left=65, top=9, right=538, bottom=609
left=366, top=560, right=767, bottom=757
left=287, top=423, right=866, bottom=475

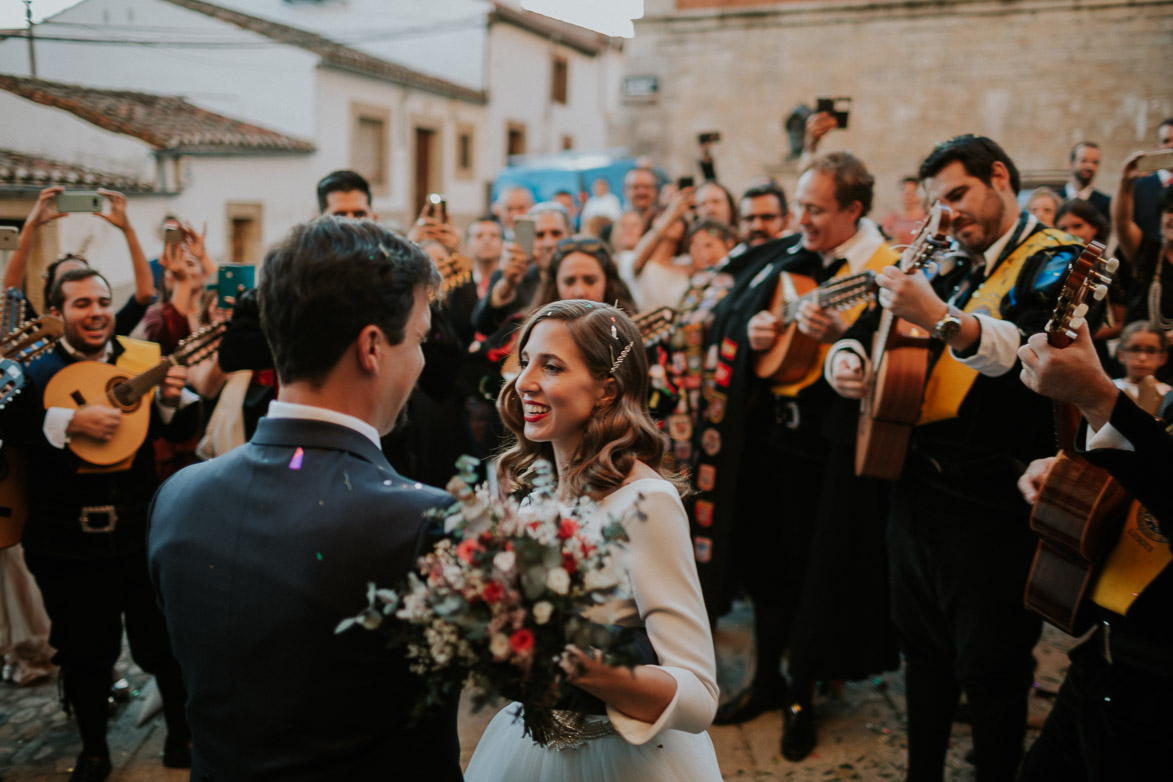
left=377, top=243, right=393, bottom=261
left=609, top=340, right=634, bottom=375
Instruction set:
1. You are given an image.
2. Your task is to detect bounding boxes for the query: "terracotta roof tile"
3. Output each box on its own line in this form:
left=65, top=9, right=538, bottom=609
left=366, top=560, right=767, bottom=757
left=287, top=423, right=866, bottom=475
left=0, top=149, right=155, bottom=191
left=0, top=74, right=316, bottom=153
left=158, top=0, right=487, bottom=103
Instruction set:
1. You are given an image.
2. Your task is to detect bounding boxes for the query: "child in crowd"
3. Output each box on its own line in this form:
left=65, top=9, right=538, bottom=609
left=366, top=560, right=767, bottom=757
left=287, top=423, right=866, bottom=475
left=1113, top=321, right=1172, bottom=405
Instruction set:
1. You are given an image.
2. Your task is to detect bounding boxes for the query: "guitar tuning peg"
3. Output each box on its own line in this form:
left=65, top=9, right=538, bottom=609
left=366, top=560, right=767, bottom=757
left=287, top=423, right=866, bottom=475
left=1104, top=257, right=1120, bottom=273
left=1092, top=285, right=1109, bottom=301
left=1073, top=303, right=1089, bottom=318
left=1069, top=316, right=1085, bottom=331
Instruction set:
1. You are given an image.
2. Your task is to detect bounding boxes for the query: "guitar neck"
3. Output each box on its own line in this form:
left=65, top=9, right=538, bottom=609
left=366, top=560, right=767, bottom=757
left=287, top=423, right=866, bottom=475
left=783, top=271, right=873, bottom=322
left=109, top=357, right=177, bottom=407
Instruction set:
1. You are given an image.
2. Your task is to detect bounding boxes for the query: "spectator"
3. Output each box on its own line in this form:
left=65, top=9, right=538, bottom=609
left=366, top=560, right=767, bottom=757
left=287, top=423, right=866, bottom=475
left=1026, top=186, right=1062, bottom=226
left=880, top=176, right=928, bottom=246
left=738, top=183, right=790, bottom=249
left=686, top=219, right=737, bottom=273
left=317, top=169, right=377, bottom=219
left=624, top=166, right=660, bottom=221
left=552, top=189, right=580, bottom=231
left=1113, top=158, right=1173, bottom=328
left=465, top=215, right=505, bottom=299
left=1113, top=320, right=1172, bottom=402
left=695, top=181, right=738, bottom=231
left=4, top=186, right=155, bottom=336
left=1131, top=117, right=1173, bottom=243
left=581, top=177, right=623, bottom=225
left=1062, top=141, right=1111, bottom=221
left=492, top=185, right=535, bottom=235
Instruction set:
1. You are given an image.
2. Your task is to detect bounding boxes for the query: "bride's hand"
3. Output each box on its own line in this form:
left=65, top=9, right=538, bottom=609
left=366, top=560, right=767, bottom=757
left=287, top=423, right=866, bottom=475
left=559, top=645, right=620, bottom=690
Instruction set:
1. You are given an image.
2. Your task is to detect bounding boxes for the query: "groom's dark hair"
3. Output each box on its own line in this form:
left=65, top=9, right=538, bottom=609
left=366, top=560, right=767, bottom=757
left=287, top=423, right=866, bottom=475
left=258, top=217, right=440, bottom=386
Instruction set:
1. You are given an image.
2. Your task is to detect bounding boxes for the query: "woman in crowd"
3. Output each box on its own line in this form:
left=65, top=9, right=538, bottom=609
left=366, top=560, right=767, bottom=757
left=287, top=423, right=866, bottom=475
left=465, top=301, right=721, bottom=781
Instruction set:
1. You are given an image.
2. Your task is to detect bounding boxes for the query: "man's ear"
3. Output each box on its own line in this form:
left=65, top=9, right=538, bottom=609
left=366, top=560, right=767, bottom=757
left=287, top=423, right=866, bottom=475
left=990, top=161, right=1012, bottom=191
left=356, top=324, right=383, bottom=374
left=48, top=305, right=62, bottom=317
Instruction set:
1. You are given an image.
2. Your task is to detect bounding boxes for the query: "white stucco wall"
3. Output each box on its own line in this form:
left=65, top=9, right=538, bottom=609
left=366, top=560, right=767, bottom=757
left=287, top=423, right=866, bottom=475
left=0, top=0, right=321, bottom=139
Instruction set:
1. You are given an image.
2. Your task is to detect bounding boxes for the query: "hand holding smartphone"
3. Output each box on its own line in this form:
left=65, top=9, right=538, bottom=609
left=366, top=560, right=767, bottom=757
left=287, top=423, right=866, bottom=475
left=513, top=217, right=535, bottom=257
left=815, top=97, right=852, bottom=129
left=217, top=263, right=255, bottom=309
left=55, top=191, right=103, bottom=214
left=1137, top=149, right=1173, bottom=173
left=0, top=227, right=18, bottom=251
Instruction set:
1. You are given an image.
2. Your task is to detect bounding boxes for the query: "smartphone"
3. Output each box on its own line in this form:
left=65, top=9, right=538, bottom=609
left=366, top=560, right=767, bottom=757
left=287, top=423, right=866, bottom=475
left=513, top=217, right=535, bottom=257
left=1137, top=149, right=1173, bottom=173
left=697, top=131, right=721, bottom=145
left=0, top=227, right=18, bottom=251
left=55, top=191, right=103, bottom=213
left=217, top=263, right=255, bottom=308
left=677, top=176, right=695, bottom=190
left=815, top=97, right=852, bottom=129
left=164, top=226, right=183, bottom=249
left=428, top=193, right=447, bottom=222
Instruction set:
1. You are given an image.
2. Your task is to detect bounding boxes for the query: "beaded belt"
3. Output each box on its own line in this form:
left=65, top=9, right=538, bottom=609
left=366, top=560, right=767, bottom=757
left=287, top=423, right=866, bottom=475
left=543, top=710, right=617, bottom=751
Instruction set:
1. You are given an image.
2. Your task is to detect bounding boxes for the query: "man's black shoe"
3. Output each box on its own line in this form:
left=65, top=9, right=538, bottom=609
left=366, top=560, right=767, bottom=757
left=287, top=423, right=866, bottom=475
left=69, top=754, right=111, bottom=782
left=163, top=735, right=193, bottom=769
left=781, top=703, right=816, bottom=761
left=713, top=687, right=784, bottom=725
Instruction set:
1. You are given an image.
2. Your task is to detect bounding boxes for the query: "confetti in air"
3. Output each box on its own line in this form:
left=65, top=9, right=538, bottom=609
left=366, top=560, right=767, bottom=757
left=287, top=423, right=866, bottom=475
left=289, top=447, right=304, bottom=470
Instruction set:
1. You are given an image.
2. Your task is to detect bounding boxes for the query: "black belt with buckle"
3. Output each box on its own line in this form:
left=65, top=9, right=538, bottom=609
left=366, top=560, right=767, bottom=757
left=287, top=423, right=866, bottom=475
left=1094, top=619, right=1173, bottom=679
left=772, top=397, right=801, bottom=431
left=79, top=505, right=118, bottom=533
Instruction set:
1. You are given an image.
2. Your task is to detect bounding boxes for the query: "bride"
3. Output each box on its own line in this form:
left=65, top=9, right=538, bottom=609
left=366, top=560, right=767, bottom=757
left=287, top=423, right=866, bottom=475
left=465, top=300, right=723, bottom=781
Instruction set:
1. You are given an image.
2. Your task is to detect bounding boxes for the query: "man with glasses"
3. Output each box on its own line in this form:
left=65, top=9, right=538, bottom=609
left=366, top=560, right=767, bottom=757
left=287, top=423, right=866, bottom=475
left=473, top=202, right=571, bottom=336
left=739, top=184, right=790, bottom=248
left=624, top=166, right=661, bottom=221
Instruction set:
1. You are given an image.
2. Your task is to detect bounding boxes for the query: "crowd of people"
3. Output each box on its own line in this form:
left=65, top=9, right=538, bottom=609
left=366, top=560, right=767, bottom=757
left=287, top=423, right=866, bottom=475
left=0, top=110, right=1170, bottom=782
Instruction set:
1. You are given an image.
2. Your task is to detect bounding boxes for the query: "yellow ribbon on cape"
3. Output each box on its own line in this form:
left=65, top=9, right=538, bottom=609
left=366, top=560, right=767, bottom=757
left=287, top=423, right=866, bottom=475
left=1091, top=501, right=1171, bottom=615
left=918, top=229, right=1070, bottom=425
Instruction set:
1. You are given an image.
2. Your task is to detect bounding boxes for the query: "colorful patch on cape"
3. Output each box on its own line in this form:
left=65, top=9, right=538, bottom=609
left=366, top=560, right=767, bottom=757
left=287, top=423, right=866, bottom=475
left=696, top=464, right=716, bottom=492
left=668, top=414, right=693, bottom=442
left=694, top=500, right=714, bottom=528
left=714, top=362, right=732, bottom=388
left=720, top=338, right=738, bottom=361
left=694, top=536, right=713, bottom=563
left=701, top=427, right=722, bottom=456
left=706, top=391, right=727, bottom=424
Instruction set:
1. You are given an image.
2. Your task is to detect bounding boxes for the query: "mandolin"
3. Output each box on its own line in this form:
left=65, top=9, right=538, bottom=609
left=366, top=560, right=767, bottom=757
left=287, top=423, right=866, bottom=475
left=43, top=322, right=225, bottom=466
left=753, top=270, right=876, bottom=383
left=0, top=288, right=66, bottom=548
left=1023, top=241, right=1128, bottom=634
left=855, top=203, right=952, bottom=479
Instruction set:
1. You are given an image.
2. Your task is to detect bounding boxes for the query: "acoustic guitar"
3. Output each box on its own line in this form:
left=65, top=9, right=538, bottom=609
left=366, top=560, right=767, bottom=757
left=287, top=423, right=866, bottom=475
left=855, top=203, right=952, bottom=479
left=0, top=289, right=66, bottom=548
left=43, top=322, right=225, bottom=467
left=1023, top=241, right=1128, bottom=634
left=753, top=270, right=876, bottom=383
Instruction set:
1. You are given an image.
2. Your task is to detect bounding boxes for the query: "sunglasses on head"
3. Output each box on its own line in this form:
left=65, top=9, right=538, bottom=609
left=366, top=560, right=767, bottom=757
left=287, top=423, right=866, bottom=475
left=556, top=237, right=607, bottom=255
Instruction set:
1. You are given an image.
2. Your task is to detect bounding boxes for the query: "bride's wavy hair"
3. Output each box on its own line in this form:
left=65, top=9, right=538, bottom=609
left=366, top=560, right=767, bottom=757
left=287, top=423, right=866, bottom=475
left=496, top=300, right=685, bottom=499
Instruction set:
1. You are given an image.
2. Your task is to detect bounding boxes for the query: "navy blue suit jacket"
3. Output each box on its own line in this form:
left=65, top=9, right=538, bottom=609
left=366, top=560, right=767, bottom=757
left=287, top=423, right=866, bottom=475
left=148, top=417, right=462, bottom=781
left=1133, top=173, right=1165, bottom=243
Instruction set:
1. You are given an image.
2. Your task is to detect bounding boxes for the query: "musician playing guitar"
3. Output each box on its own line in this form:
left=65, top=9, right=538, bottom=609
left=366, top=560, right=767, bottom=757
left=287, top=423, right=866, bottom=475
left=1018, top=320, right=1173, bottom=781
left=696, top=153, right=899, bottom=761
left=1, top=267, right=197, bottom=780
left=826, top=136, right=1088, bottom=782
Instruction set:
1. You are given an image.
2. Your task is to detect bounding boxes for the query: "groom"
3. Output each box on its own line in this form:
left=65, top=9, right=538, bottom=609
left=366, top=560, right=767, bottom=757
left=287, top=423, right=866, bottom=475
left=148, top=218, right=462, bottom=780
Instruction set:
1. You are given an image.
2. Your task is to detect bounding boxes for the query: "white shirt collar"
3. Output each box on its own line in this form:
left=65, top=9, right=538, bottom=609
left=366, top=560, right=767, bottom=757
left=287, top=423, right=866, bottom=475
left=60, top=337, right=114, bottom=363
left=820, top=219, right=886, bottom=273
left=984, top=211, right=1036, bottom=267
left=1159, top=169, right=1172, bottom=187
left=266, top=400, right=382, bottom=448
left=1065, top=182, right=1094, bottom=201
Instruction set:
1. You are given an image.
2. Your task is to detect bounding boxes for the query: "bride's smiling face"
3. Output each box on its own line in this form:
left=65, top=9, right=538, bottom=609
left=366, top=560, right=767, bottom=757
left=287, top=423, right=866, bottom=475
left=516, top=319, right=610, bottom=460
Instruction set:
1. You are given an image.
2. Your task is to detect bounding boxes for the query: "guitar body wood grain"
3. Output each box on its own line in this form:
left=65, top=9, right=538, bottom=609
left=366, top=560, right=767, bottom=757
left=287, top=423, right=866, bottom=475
left=754, top=272, right=819, bottom=383
left=856, top=320, right=930, bottom=479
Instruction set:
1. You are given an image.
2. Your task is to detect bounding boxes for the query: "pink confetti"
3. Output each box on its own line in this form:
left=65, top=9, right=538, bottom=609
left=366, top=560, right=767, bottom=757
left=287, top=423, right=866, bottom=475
left=289, top=447, right=304, bottom=470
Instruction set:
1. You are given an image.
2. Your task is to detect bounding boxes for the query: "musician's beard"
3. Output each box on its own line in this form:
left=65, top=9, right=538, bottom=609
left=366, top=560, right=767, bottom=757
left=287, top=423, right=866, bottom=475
left=954, top=190, right=1006, bottom=255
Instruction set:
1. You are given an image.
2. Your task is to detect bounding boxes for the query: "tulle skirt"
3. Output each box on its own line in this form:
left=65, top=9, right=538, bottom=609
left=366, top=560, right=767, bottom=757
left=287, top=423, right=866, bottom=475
left=465, top=703, right=723, bottom=782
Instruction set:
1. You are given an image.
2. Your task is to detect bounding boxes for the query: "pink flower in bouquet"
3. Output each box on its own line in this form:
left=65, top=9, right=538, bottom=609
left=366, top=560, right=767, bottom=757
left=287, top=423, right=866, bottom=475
left=482, top=580, right=505, bottom=604
left=557, top=519, right=579, bottom=540
left=562, top=551, right=578, bottom=575
left=456, top=538, right=483, bottom=564
left=510, top=628, right=535, bottom=654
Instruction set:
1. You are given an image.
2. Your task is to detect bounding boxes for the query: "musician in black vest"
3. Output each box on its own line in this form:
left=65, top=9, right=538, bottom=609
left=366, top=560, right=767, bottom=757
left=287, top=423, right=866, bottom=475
left=827, top=136, right=1085, bottom=782
left=148, top=219, right=463, bottom=781
left=4, top=267, right=195, bottom=782
left=698, top=157, right=897, bottom=761
left=1017, top=321, right=1173, bottom=781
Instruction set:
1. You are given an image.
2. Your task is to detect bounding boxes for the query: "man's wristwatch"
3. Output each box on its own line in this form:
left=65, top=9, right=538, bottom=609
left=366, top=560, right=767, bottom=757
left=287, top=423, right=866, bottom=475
left=931, top=311, right=963, bottom=342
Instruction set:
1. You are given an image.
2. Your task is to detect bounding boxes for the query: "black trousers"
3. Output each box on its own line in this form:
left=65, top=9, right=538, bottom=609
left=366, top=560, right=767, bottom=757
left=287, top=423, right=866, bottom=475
left=1019, top=638, right=1171, bottom=781
left=730, top=426, right=825, bottom=697
left=24, top=547, right=189, bottom=757
left=888, top=468, right=1041, bottom=782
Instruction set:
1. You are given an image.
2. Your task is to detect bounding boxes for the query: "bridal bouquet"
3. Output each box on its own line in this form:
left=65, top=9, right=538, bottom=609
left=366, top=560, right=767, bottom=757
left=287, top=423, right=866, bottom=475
left=337, top=457, right=644, bottom=745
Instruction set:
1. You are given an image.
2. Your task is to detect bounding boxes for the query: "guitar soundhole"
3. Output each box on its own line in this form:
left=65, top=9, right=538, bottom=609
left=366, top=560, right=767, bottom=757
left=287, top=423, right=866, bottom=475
left=106, top=377, right=141, bottom=412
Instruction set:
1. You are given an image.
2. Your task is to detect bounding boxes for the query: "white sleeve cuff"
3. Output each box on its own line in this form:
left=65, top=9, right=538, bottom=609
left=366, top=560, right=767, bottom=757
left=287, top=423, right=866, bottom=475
left=824, top=338, right=870, bottom=386
left=1084, top=422, right=1136, bottom=452
left=606, top=665, right=717, bottom=745
left=155, top=387, right=199, bottom=424
left=951, top=314, right=1020, bottom=377
left=44, top=407, right=75, bottom=449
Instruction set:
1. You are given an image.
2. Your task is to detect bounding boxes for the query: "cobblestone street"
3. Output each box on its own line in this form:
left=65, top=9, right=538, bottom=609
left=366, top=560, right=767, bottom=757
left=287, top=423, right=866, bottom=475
left=1, top=603, right=1075, bottom=781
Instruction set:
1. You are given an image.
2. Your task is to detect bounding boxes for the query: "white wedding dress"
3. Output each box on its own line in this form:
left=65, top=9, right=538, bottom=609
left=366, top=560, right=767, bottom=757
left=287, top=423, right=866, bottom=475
left=464, top=477, right=723, bottom=781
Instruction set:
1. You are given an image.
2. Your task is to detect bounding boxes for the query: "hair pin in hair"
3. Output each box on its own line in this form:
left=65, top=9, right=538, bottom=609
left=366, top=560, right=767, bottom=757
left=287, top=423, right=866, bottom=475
left=611, top=324, right=618, bottom=339
left=609, top=339, right=634, bottom=375
left=377, top=243, right=393, bottom=261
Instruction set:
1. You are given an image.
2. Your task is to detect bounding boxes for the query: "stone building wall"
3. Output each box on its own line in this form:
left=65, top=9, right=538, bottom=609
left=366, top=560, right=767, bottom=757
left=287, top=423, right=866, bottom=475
left=614, top=0, right=1173, bottom=215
